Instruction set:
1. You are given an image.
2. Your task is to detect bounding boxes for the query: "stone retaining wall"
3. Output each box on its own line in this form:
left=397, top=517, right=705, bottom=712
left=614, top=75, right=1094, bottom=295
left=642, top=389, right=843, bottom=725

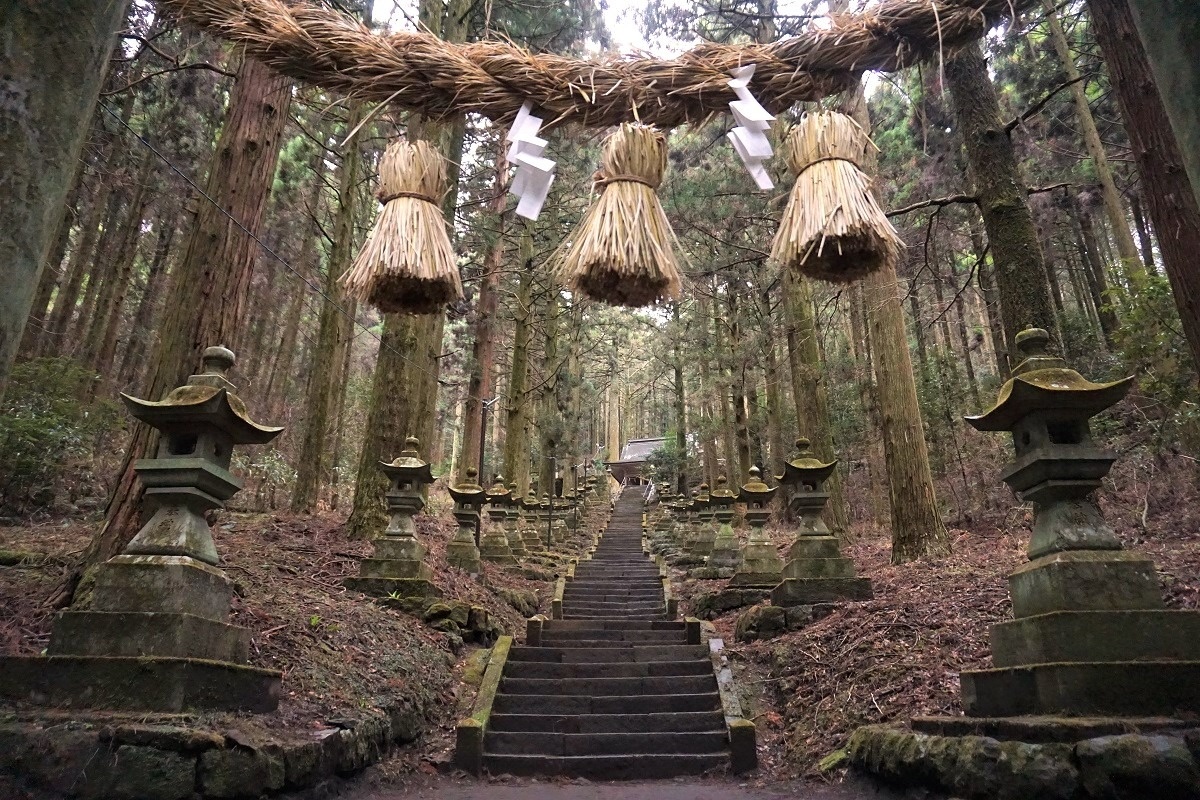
left=0, top=701, right=427, bottom=799
left=848, top=724, right=1200, bottom=800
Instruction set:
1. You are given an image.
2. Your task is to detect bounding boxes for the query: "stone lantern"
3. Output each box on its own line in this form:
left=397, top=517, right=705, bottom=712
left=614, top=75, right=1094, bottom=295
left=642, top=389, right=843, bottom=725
left=345, top=435, right=440, bottom=598
left=503, top=480, right=527, bottom=558
left=706, top=475, right=741, bottom=573
left=446, top=467, right=485, bottom=573
left=959, top=328, right=1200, bottom=716
left=1, top=347, right=283, bottom=712
left=771, top=438, right=871, bottom=606
left=519, top=484, right=546, bottom=554
left=481, top=475, right=517, bottom=565
left=690, top=483, right=716, bottom=557
left=730, top=466, right=784, bottom=588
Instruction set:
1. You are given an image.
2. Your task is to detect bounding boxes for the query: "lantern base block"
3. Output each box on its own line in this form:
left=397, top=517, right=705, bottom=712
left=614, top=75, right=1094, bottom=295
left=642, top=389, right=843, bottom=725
left=49, top=611, right=249, bottom=662
left=770, top=576, right=873, bottom=607
left=345, top=576, right=443, bottom=599
left=0, top=655, right=280, bottom=713
left=446, top=539, right=483, bottom=574
left=961, top=661, right=1200, bottom=718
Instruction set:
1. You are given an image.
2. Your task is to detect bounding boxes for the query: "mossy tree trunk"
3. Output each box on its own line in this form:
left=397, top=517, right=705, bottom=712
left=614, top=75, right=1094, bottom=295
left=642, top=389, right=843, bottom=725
left=843, top=86, right=950, bottom=564
left=503, top=227, right=536, bottom=495
left=0, top=0, right=131, bottom=400
left=346, top=0, right=468, bottom=538
left=1089, top=0, right=1200, bottom=370
left=293, top=105, right=363, bottom=513
left=946, top=40, right=1059, bottom=352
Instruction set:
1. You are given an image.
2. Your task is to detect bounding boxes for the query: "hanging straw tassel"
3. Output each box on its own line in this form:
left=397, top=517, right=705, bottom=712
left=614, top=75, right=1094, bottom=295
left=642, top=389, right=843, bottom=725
left=770, top=111, right=902, bottom=283
left=556, top=123, right=683, bottom=307
left=340, top=139, right=463, bottom=314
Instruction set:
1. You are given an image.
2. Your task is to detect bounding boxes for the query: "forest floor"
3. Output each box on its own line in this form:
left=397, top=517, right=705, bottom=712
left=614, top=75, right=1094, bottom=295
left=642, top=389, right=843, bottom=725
left=2, top=456, right=1199, bottom=792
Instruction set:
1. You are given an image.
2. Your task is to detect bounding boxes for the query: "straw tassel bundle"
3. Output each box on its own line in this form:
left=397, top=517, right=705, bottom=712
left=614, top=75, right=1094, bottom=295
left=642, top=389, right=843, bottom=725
left=556, top=124, right=683, bottom=307
left=770, top=111, right=902, bottom=283
left=340, top=139, right=462, bottom=314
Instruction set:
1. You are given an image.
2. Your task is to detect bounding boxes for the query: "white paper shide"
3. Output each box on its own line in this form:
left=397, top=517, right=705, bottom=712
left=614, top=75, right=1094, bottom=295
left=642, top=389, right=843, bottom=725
left=505, top=101, right=556, bottom=220
left=727, top=65, right=774, bottom=190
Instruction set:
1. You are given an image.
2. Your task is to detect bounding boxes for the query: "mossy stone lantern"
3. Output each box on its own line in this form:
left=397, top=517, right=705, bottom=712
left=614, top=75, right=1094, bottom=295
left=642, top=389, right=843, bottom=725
left=690, top=482, right=716, bottom=557
left=446, top=467, right=485, bottom=573
left=771, top=438, right=871, bottom=606
left=345, top=435, right=441, bottom=598
left=123, top=346, right=282, bottom=565
left=501, top=480, right=527, bottom=558
left=730, top=466, right=784, bottom=588
left=706, top=475, right=741, bottom=572
left=0, top=347, right=283, bottom=713
left=481, top=475, right=518, bottom=565
left=520, top=485, right=546, bottom=554
left=958, top=328, right=1200, bottom=717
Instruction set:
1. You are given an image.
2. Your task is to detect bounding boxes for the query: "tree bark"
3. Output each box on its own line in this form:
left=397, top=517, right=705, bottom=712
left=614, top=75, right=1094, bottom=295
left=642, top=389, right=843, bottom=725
left=0, top=0, right=131, bottom=399
left=503, top=227, right=536, bottom=494
left=844, top=85, right=949, bottom=563
left=459, top=140, right=507, bottom=482
left=1089, top=0, right=1200, bottom=370
left=1044, top=3, right=1144, bottom=277
left=74, top=55, right=293, bottom=589
left=292, top=106, right=363, bottom=513
left=946, top=41, right=1059, bottom=350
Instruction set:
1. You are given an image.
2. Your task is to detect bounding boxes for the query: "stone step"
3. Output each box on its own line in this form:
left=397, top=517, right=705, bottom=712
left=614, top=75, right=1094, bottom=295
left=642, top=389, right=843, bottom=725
left=484, top=730, right=728, bottom=756
left=489, top=710, right=725, bottom=733
left=481, top=753, right=727, bottom=779
left=503, top=659, right=711, bottom=679
left=537, top=629, right=681, bottom=643
left=539, top=636, right=685, bottom=648
left=562, top=590, right=666, bottom=600
left=501, top=675, right=714, bottom=696
left=561, top=614, right=670, bottom=622
left=541, top=620, right=684, bottom=632
left=508, top=644, right=709, bottom=663
left=492, top=691, right=722, bottom=715
left=562, top=603, right=667, bottom=615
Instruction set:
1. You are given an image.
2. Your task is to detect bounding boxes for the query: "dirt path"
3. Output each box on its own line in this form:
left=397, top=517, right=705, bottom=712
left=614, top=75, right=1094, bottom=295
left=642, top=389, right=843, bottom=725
left=345, top=774, right=918, bottom=800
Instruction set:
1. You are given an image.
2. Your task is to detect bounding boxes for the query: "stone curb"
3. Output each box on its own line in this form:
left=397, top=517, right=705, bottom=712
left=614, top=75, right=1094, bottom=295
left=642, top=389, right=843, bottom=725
left=708, top=637, right=758, bottom=774
left=0, top=700, right=429, bottom=799
left=454, top=635, right=513, bottom=776
left=848, top=723, right=1200, bottom=800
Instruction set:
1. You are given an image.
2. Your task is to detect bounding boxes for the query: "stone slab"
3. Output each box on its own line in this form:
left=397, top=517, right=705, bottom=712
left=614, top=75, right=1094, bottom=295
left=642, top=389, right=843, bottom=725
left=344, top=576, right=443, bottom=599
left=782, top=535, right=845, bottom=561
left=991, top=609, right=1200, bottom=668
left=0, top=655, right=281, bottom=713
left=771, top=576, right=873, bottom=607
left=961, top=661, right=1200, bottom=717
left=357, top=557, right=431, bottom=580
left=911, top=714, right=1200, bottom=743
left=1009, top=550, right=1164, bottom=619
left=780, top=556, right=857, bottom=580
left=91, top=555, right=233, bottom=621
left=49, top=611, right=249, bottom=662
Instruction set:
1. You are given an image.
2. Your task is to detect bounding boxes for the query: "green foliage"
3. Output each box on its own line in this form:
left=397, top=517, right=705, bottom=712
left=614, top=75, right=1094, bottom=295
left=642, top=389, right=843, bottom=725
left=0, top=358, right=122, bottom=511
left=644, top=434, right=698, bottom=490
left=1110, top=273, right=1200, bottom=453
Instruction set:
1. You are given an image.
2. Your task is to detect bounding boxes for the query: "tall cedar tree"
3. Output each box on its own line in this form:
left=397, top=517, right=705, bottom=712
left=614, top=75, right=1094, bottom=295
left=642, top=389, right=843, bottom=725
left=0, top=0, right=131, bottom=400
left=1087, top=0, right=1200, bottom=370
left=69, top=55, right=293, bottom=598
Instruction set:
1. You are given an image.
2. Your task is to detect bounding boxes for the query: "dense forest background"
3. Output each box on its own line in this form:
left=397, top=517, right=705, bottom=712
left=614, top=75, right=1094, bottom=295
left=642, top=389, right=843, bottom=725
left=4, top=0, right=1198, bottom=570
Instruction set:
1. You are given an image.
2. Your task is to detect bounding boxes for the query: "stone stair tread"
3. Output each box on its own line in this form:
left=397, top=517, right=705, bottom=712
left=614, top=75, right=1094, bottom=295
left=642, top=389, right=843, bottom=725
left=484, top=730, right=729, bottom=755
left=482, top=753, right=728, bottom=779
left=488, top=710, right=726, bottom=733
left=503, top=660, right=712, bottom=679
left=493, top=691, right=723, bottom=715
left=501, top=675, right=715, bottom=695
left=507, top=644, right=709, bottom=663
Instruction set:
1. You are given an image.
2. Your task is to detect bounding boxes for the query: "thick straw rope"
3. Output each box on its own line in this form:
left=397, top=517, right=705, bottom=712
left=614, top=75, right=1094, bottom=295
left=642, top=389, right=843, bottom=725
left=156, top=0, right=1035, bottom=129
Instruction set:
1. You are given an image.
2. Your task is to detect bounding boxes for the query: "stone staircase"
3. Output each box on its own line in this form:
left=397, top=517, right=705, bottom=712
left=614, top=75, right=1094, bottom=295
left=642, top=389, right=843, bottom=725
left=479, top=486, right=737, bottom=778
